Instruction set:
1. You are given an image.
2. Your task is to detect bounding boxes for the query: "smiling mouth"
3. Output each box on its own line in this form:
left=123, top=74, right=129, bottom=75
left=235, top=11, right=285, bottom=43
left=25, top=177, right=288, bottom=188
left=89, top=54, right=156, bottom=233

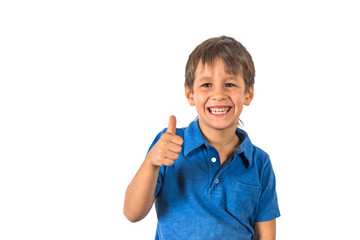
left=208, top=107, right=231, bottom=115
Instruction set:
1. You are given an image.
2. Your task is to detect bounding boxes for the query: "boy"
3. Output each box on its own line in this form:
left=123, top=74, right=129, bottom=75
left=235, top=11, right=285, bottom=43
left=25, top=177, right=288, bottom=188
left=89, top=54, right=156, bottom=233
left=124, top=36, right=280, bottom=239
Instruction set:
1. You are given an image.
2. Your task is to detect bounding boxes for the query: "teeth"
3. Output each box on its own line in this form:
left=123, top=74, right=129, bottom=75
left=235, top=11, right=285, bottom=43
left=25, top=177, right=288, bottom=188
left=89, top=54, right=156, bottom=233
left=209, top=107, right=230, bottom=114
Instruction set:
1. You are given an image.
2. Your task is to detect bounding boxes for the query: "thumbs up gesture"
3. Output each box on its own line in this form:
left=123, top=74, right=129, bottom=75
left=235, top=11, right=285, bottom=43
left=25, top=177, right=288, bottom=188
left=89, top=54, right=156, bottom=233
left=147, top=116, right=184, bottom=167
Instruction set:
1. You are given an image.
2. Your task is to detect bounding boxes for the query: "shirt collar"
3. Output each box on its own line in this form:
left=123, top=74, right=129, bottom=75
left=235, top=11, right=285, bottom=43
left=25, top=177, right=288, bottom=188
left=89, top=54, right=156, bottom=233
left=234, top=128, right=254, bottom=168
left=184, top=120, right=208, bottom=157
left=184, top=120, right=254, bottom=168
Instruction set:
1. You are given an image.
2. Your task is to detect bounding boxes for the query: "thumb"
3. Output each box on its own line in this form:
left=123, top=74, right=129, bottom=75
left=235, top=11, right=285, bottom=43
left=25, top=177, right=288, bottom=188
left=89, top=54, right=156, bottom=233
left=167, top=115, right=176, bottom=134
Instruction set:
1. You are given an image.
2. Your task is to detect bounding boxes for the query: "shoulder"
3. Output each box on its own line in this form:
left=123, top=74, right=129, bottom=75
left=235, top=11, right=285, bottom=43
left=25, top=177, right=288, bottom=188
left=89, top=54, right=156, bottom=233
left=250, top=144, right=277, bottom=184
left=252, top=144, right=273, bottom=169
left=252, top=145, right=270, bottom=164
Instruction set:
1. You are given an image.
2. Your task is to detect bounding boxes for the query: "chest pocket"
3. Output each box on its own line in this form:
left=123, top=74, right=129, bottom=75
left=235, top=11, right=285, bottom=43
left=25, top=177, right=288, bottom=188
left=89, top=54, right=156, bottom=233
left=226, top=181, right=261, bottom=222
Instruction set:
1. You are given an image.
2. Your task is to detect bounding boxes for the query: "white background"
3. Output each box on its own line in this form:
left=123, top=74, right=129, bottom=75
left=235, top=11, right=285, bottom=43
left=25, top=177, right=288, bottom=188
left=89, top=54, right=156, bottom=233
left=1, top=0, right=359, bottom=239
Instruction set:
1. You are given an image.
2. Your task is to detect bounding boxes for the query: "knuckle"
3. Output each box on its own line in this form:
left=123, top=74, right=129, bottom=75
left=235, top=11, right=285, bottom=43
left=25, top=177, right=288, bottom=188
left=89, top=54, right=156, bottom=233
left=163, top=132, right=171, bottom=139
left=175, top=137, right=183, bottom=145
left=177, top=145, right=183, bottom=151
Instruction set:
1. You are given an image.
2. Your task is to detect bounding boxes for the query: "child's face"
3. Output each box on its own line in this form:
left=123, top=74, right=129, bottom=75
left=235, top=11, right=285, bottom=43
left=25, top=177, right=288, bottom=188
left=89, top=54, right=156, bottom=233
left=185, top=58, right=254, bottom=133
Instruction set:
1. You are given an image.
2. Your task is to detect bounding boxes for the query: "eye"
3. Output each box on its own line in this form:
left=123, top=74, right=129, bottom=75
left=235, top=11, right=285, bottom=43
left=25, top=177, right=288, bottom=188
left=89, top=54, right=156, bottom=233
left=225, top=83, right=236, bottom=87
left=201, top=83, right=212, bottom=88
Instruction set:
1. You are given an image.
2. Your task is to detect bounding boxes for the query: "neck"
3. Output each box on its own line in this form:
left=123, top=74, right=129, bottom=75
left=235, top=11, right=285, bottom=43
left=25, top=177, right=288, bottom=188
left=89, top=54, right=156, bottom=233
left=198, top=121, right=239, bottom=149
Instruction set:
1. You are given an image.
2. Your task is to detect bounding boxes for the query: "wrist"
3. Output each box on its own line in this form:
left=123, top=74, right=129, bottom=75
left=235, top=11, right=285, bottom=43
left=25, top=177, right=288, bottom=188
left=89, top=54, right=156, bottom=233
left=144, top=154, right=161, bottom=170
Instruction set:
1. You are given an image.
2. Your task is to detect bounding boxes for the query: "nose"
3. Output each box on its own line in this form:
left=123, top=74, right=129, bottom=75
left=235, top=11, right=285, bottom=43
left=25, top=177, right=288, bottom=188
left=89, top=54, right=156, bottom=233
left=211, top=85, right=226, bottom=101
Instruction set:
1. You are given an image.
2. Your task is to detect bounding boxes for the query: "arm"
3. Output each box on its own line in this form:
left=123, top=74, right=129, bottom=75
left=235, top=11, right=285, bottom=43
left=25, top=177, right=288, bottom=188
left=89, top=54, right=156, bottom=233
left=123, top=116, right=183, bottom=222
left=254, top=219, right=276, bottom=240
left=123, top=157, right=159, bottom=222
left=254, top=155, right=280, bottom=239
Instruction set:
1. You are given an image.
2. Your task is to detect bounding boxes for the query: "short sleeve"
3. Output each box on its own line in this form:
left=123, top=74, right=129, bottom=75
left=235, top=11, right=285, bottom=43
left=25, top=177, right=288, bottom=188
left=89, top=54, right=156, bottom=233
left=146, top=129, right=167, bottom=198
left=255, top=157, right=281, bottom=222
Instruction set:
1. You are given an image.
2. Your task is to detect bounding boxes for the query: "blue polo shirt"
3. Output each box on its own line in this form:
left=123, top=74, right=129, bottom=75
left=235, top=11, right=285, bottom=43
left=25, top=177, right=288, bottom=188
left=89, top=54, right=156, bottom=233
left=149, top=120, right=280, bottom=240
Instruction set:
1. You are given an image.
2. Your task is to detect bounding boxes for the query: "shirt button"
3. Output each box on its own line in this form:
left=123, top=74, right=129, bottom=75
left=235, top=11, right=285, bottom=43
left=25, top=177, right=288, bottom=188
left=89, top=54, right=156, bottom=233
left=211, top=157, right=217, bottom=163
left=215, top=179, right=219, bottom=184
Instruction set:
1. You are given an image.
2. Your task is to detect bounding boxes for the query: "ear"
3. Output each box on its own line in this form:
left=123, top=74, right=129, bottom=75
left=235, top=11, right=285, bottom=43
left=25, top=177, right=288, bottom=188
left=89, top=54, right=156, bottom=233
left=185, top=84, right=195, bottom=106
left=244, top=84, right=254, bottom=106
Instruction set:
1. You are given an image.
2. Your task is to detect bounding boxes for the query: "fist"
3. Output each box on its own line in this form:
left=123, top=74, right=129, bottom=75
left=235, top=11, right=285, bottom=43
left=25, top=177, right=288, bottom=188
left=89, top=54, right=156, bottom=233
left=148, top=116, right=184, bottom=167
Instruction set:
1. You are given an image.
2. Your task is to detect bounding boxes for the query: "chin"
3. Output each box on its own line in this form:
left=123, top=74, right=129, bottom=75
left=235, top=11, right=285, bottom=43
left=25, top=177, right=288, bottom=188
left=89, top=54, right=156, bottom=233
left=200, top=118, right=238, bottom=131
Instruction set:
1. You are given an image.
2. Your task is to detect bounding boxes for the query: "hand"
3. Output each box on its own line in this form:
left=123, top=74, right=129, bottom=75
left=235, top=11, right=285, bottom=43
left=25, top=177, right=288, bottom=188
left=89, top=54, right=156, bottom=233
left=147, top=115, right=184, bottom=167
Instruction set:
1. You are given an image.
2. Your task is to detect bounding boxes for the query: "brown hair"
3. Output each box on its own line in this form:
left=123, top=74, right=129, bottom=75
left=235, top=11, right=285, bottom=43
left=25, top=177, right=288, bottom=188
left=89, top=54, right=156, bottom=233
left=185, top=36, right=255, bottom=93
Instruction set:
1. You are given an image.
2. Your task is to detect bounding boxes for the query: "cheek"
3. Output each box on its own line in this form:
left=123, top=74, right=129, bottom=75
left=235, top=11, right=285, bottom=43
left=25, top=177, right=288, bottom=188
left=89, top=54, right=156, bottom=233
left=193, top=92, right=207, bottom=105
left=233, top=96, right=246, bottom=108
left=194, top=96, right=208, bottom=112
